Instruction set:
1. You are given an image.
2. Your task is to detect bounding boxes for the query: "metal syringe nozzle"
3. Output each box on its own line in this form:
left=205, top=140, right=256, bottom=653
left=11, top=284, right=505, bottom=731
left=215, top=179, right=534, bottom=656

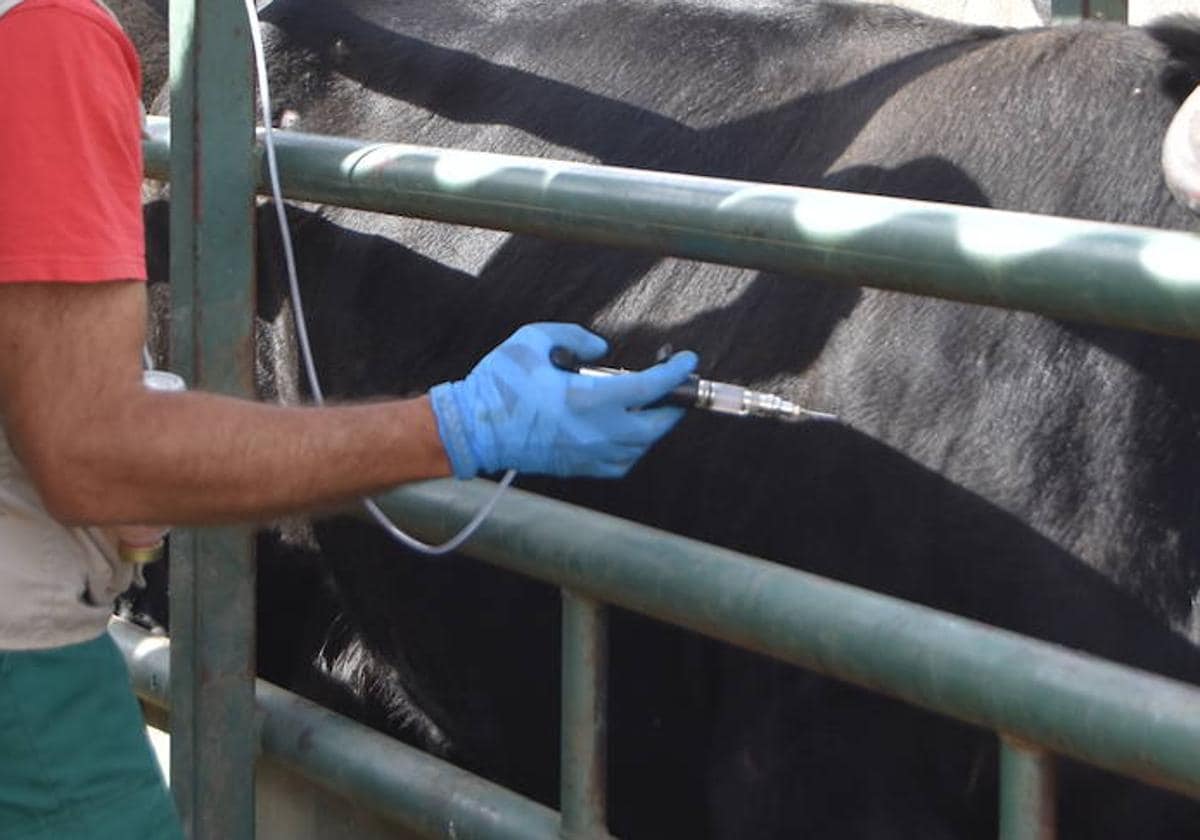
left=693, top=379, right=837, bottom=423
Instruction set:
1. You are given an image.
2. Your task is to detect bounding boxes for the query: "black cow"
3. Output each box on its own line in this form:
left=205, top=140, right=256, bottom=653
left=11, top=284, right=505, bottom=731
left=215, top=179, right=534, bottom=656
left=137, top=1, right=1200, bottom=838
left=107, top=0, right=168, bottom=102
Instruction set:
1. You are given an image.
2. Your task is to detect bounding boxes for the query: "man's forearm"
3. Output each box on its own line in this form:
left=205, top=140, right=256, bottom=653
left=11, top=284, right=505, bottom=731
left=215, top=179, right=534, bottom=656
left=27, top=389, right=452, bottom=527
left=0, top=280, right=453, bottom=527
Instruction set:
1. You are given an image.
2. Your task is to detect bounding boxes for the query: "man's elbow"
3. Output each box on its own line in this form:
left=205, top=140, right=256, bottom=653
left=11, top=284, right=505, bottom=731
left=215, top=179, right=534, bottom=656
left=41, top=485, right=108, bottom=526
left=17, top=440, right=116, bottom=526
left=27, top=464, right=103, bottom=525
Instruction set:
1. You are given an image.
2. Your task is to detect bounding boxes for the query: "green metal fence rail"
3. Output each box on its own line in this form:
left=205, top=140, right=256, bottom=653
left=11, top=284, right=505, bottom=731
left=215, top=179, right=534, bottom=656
left=109, top=619, right=568, bottom=840
left=365, top=480, right=1200, bottom=802
left=144, top=117, right=1200, bottom=340
left=138, top=115, right=1200, bottom=839
left=114, top=473, right=1200, bottom=834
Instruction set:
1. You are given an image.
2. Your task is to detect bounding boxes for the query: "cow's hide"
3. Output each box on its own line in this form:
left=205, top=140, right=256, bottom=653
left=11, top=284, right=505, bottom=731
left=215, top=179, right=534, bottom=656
left=134, top=2, right=1200, bottom=837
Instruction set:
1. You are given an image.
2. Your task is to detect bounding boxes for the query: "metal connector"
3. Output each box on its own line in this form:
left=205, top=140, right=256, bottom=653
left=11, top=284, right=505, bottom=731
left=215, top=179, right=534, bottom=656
left=693, top=378, right=835, bottom=423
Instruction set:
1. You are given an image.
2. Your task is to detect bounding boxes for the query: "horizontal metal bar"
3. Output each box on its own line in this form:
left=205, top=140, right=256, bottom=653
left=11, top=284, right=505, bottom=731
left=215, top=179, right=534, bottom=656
left=144, top=116, right=1200, bottom=339
left=363, top=479, right=1200, bottom=801
left=109, top=618, right=563, bottom=840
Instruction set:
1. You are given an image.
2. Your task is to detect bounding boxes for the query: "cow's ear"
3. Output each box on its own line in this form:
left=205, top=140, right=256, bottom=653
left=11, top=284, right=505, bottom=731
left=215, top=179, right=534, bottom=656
left=1163, top=85, right=1200, bottom=215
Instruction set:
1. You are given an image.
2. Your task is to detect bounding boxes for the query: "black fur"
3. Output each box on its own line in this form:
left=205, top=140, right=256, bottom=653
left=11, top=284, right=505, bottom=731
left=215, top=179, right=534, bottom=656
left=139, top=2, right=1200, bottom=837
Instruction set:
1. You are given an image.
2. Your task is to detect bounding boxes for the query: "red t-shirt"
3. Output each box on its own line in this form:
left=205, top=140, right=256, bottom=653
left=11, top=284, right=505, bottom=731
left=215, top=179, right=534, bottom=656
left=0, top=0, right=146, bottom=283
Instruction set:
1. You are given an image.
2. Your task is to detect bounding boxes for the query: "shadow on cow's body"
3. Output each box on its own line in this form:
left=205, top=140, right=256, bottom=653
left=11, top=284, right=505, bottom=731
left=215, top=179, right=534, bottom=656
left=130, top=1, right=1200, bottom=837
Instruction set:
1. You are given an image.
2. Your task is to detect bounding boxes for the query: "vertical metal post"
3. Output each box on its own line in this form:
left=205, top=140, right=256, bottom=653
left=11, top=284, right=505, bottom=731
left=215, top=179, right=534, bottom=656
left=1085, top=0, right=1127, bottom=21
left=999, top=737, right=1057, bottom=840
left=1051, top=0, right=1083, bottom=21
left=560, top=591, right=609, bottom=839
left=167, top=0, right=258, bottom=837
left=1052, top=0, right=1127, bottom=22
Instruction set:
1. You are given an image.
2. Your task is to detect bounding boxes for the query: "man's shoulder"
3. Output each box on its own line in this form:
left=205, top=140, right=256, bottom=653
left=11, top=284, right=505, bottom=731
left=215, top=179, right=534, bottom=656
left=0, top=0, right=139, bottom=88
left=0, top=0, right=129, bottom=40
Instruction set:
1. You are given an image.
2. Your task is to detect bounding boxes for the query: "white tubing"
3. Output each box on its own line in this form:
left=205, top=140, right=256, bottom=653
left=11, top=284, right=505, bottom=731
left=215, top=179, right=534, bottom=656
left=244, top=0, right=513, bottom=555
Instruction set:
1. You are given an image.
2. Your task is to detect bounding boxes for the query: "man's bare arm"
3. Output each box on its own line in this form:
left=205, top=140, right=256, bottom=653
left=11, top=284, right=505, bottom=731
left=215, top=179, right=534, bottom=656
left=0, top=280, right=452, bottom=526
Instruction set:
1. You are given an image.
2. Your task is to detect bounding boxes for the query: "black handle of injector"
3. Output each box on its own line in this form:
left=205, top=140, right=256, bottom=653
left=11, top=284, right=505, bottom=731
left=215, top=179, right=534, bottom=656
left=655, top=376, right=700, bottom=410
left=549, top=346, right=700, bottom=410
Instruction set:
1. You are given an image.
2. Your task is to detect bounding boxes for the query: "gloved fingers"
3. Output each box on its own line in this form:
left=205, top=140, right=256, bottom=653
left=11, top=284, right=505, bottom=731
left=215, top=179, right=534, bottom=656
left=556, top=437, right=640, bottom=466
left=591, top=350, right=699, bottom=409
left=549, top=441, right=637, bottom=478
left=596, top=439, right=647, bottom=462
left=448, top=323, right=692, bottom=481
left=589, top=459, right=637, bottom=479
left=581, top=443, right=643, bottom=478
left=575, top=415, right=679, bottom=476
left=611, top=406, right=687, bottom=445
left=519, top=322, right=609, bottom=362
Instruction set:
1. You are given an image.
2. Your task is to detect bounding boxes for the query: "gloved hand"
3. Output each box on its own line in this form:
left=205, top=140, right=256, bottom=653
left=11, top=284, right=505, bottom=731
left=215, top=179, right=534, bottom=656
left=430, top=323, right=697, bottom=479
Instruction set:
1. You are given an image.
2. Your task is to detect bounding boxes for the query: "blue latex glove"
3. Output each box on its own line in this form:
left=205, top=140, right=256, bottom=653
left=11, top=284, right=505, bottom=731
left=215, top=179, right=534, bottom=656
left=430, top=323, right=698, bottom=479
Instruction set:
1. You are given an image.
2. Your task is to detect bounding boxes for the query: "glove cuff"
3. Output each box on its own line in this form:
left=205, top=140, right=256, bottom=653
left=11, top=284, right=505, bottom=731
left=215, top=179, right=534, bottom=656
left=429, top=381, right=482, bottom=479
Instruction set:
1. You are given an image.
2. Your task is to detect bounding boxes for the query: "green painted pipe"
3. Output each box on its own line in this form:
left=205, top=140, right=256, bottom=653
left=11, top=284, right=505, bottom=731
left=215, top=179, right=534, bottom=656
left=364, top=479, right=1200, bottom=801
left=163, top=5, right=258, bottom=838
left=144, top=117, right=1200, bottom=339
left=1051, top=0, right=1127, bottom=23
left=560, top=592, right=610, bottom=840
left=109, top=618, right=564, bottom=840
left=999, top=739, right=1057, bottom=840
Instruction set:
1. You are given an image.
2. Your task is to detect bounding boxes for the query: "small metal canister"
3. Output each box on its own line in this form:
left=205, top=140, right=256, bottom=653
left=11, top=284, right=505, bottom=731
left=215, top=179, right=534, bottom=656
left=117, top=369, right=186, bottom=565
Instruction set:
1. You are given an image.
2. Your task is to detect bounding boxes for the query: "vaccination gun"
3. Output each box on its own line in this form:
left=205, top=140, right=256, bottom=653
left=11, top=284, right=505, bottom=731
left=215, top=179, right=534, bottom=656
left=549, top=347, right=837, bottom=424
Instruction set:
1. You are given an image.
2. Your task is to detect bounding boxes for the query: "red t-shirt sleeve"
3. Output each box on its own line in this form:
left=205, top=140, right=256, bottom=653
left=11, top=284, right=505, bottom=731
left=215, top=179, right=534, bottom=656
left=0, top=1, right=146, bottom=283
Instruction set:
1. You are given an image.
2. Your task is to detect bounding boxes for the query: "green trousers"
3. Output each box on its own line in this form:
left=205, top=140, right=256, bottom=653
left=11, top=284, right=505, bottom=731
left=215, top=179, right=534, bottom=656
left=0, top=632, right=182, bottom=839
